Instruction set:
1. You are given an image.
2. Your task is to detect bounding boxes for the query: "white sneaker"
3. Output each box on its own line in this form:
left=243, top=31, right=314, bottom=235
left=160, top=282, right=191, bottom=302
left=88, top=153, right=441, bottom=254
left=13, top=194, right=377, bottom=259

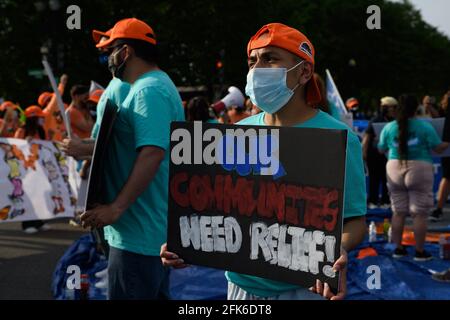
left=380, top=204, right=391, bottom=210
left=39, top=223, right=51, bottom=231
left=368, top=203, right=378, bottom=210
left=23, top=227, right=39, bottom=234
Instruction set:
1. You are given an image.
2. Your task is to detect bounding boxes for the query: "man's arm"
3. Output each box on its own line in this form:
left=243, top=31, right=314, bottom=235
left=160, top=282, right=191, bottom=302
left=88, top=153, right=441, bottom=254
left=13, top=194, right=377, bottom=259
left=113, top=146, right=165, bottom=213
left=341, top=216, right=367, bottom=252
left=44, top=74, right=67, bottom=113
left=81, top=145, right=165, bottom=228
left=361, top=133, right=370, bottom=161
left=60, top=137, right=95, bottom=158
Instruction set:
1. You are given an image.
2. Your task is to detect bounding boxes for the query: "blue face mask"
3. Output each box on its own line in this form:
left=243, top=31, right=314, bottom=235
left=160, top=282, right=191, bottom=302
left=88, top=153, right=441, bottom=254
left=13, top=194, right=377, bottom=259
left=245, top=61, right=303, bottom=114
left=98, top=53, right=109, bottom=66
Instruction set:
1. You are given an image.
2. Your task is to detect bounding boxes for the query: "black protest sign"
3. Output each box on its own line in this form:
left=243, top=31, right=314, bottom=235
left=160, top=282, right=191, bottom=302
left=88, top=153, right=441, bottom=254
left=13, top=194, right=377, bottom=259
left=167, top=121, right=347, bottom=292
left=84, top=99, right=118, bottom=255
left=84, top=99, right=118, bottom=210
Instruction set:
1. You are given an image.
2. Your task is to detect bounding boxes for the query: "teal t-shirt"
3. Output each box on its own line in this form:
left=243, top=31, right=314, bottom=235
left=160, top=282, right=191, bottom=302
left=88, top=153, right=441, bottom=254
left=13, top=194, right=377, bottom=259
left=378, top=119, right=442, bottom=164
left=102, top=70, right=185, bottom=256
left=225, top=110, right=367, bottom=297
left=91, top=77, right=131, bottom=139
left=206, top=118, right=219, bottom=124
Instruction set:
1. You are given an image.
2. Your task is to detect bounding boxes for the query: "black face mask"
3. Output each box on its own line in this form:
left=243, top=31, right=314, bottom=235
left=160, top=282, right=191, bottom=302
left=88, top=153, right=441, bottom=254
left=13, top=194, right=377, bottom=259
left=108, top=46, right=127, bottom=80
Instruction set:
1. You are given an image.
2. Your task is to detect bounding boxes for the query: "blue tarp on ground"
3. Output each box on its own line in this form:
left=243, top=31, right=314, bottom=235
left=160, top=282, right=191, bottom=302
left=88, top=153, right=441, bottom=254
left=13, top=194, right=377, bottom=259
left=170, top=238, right=450, bottom=300
left=52, top=233, right=108, bottom=300
left=346, top=240, right=450, bottom=300
left=53, top=235, right=450, bottom=300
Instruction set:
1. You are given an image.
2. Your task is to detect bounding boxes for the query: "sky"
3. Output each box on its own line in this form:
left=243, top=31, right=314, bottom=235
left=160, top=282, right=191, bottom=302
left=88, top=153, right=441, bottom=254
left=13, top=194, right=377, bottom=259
left=390, top=0, right=450, bottom=38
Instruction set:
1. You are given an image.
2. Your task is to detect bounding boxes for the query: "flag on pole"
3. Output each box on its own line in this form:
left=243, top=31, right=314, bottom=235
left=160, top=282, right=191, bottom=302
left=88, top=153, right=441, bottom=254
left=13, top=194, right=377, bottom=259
left=326, top=69, right=353, bottom=128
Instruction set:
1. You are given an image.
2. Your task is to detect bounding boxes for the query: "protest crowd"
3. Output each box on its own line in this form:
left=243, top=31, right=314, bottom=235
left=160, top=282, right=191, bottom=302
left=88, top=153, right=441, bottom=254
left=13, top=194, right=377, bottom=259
left=1, top=15, right=449, bottom=300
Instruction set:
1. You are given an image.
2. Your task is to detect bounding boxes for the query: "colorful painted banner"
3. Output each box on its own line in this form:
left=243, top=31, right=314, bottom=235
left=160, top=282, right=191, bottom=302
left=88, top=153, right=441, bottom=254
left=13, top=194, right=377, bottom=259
left=0, top=138, right=80, bottom=222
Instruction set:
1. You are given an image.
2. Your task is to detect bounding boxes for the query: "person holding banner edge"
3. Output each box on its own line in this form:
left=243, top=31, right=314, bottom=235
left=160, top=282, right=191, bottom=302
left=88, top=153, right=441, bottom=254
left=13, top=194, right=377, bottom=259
left=162, top=23, right=367, bottom=300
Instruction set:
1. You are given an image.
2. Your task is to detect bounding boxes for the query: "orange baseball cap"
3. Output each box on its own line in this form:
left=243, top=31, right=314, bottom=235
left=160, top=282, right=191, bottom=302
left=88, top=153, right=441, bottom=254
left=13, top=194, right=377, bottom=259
left=92, top=28, right=112, bottom=44
left=88, top=89, right=104, bottom=104
left=346, top=97, right=359, bottom=110
left=0, top=101, right=17, bottom=111
left=25, top=106, right=45, bottom=118
left=247, top=23, right=321, bottom=105
left=38, top=92, right=53, bottom=107
left=96, top=18, right=156, bottom=48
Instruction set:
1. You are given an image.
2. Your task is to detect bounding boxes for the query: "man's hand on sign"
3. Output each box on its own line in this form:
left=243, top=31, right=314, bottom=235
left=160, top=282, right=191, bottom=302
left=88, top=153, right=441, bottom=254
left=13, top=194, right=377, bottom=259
left=79, top=160, right=91, bottom=180
left=80, top=203, right=123, bottom=229
left=160, top=243, right=189, bottom=269
left=308, top=247, right=347, bottom=300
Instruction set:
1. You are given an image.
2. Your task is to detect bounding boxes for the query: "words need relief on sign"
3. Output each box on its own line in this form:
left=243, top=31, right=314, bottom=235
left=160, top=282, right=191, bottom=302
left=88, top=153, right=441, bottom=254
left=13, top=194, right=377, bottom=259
left=167, top=121, right=347, bottom=292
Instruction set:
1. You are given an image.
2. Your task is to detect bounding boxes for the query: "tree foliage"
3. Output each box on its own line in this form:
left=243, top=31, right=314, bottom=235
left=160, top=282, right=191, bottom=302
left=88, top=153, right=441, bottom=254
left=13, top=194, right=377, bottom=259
left=1, top=0, right=449, bottom=111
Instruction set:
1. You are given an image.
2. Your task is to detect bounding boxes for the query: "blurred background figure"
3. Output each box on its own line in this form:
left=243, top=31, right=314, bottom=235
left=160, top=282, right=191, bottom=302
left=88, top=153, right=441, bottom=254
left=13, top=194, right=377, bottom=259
left=225, top=104, right=249, bottom=124
left=363, top=96, right=398, bottom=209
left=430, top=90, right=450, bottom=221
left=185, top=96, right=217, bottom=123
left=38, top=74, right=69, bottom=141
left=66, top=85, right=94, bottom=139
left=14, top=106, right=50, bottom=234
left=346, top=97, right=364, bottom=120
left=86, top=89, right=104, bottom=122
left=14, top=106, right=46, bottom=140
left=0, top=101, right=21, bottom=138
left=378, top=94, right=449, bottom=261
left=417, top=95, right=440, bottom=118
left=245, top=98, right=261, bottom=116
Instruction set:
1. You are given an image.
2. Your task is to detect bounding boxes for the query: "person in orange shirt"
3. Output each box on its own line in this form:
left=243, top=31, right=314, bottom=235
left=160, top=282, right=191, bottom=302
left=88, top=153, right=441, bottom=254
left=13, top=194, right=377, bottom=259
left=39, top=74, right=69, bottom=141
left=14, top=106, right=47, bottom=140
left=14, top=106, right=50, bottom=234
left=66, top=85, right=94, bottom=139
left=0, top=101, right=20, bottom=138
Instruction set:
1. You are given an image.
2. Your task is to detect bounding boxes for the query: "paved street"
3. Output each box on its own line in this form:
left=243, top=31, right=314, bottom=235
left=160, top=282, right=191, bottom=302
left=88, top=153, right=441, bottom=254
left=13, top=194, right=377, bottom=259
left=0, top=219, right=86, bottom=300
left=0, top=207, right=448, bottom=300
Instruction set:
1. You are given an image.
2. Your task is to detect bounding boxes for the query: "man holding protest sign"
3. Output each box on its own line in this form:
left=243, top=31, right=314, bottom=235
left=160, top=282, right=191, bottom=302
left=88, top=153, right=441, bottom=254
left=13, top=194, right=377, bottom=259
left=79, top=18, right=185, bottom=300
left=162, top=23, right=367, bottom=300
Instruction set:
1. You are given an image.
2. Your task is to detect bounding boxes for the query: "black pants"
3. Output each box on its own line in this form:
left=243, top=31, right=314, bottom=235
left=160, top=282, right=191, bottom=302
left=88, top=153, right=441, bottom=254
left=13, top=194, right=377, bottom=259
left=367, top=154, right=390, bottom=204
left=108, top=246, right=170, bottom=300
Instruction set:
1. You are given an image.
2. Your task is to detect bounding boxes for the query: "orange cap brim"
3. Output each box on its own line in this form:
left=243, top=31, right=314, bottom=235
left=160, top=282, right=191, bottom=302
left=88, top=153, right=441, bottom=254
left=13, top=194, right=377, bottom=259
left=88, top=97, right=100, bottom=104
left=96, top=37, right=115, bottom=48
left=92, top=29, right=112, bottom=44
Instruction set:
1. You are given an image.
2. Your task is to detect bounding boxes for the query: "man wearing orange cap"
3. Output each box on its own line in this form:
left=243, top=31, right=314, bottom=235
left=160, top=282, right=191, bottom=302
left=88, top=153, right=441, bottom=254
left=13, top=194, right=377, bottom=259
left=61, top=30, right=130, bottom=159
left=80, top=18, right=184, bottom=300
left=162, top=23, right=366, bottom=300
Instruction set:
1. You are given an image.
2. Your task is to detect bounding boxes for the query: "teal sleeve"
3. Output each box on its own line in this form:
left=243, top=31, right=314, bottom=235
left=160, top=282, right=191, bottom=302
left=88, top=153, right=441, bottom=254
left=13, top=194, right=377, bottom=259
left=377, top=126, right=388, bottom=151
left=91, top=123, right=99, bottom=139
left=132, top=88, right=172, bottom=151
left=343, top=132, right=367, bottom=218
left=424, top=122, right=442, bottom=149
left=91, top=100, right=105, bottom=139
